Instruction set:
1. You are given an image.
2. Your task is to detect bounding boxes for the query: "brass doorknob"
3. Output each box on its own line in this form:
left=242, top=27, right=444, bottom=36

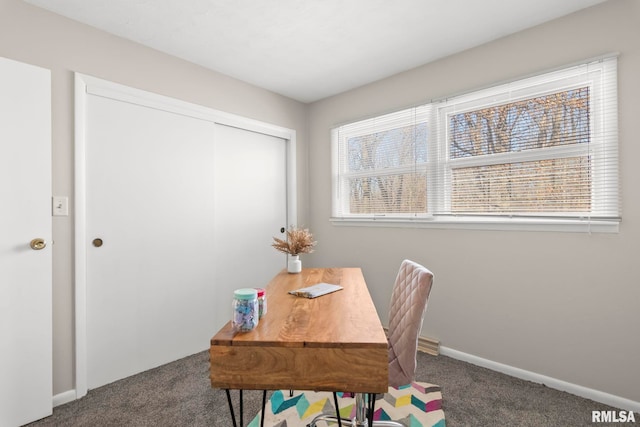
left=92, top=238, right=103, bottom=247
left=30, top=238, right=46, bottom=250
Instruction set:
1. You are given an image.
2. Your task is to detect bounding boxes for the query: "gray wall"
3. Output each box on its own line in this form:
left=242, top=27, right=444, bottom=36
left=0, top=0, right=309, bottom=395
left=307, top=0, right=640, bottom=404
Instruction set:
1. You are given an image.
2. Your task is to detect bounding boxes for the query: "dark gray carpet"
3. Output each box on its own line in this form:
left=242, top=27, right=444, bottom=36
left=27, top=350, right=638, bottom=426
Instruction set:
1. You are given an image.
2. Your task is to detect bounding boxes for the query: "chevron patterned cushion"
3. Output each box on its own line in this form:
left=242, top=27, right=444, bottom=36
left=249, top=382, right=445, bottom=427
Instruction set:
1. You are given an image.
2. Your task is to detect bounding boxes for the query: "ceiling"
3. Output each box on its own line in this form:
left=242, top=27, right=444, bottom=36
left=24, top=0, right=606, bottom=103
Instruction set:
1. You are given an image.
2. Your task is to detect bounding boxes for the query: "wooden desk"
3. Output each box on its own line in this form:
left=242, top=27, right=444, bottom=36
left=210, top=267, right=388, bottom=394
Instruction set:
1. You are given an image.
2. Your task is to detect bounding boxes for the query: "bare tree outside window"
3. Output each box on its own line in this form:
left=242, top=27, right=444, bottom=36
left=449, top=87, right=592, bottom=214
left=347, top=123, right=427, bottom=214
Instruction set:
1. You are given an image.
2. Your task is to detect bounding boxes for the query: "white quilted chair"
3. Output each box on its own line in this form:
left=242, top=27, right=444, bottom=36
left=309, top=259, right=434, bottom=427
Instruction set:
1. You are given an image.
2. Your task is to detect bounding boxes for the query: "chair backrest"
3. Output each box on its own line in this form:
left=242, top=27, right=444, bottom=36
left=387, top=259, right=434, bottom=388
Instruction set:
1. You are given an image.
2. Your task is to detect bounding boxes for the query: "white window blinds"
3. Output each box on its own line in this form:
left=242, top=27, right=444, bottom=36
left=332, top=56, right=619, bottom=229
left=332, top=106, right=431, bottom=218
left=435, top=57, right=619, bottom=220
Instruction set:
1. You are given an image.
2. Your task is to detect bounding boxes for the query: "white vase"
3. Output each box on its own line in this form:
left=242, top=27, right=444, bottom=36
left=288, top=255, right=302, bottom=273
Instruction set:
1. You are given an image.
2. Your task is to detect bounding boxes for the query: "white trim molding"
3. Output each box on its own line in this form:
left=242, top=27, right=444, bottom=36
left=440, top=346, right=640, bottom=413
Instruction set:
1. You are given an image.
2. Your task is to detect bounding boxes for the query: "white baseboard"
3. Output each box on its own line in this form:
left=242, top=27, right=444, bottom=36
left=53, top=389, right=77, bottom=407
left=440, top=346, right=640, bottom=413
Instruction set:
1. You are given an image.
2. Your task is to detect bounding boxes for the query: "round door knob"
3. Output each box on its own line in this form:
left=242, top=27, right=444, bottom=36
left=92, top=238, right=103, bottom=248
left=30, top=238, right=46, bottom=250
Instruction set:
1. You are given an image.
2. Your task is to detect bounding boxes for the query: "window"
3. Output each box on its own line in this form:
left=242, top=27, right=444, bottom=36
left=332, top=57, right=619, bottom=232
left=332, top=106, right=430, bottom=218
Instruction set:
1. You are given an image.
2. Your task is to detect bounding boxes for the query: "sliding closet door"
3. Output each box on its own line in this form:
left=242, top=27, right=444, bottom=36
left=84, top=92, right=218, bottom=389
left=212, top=124, right=287, bottom=327
left=79, top=77, right=292, bottom=391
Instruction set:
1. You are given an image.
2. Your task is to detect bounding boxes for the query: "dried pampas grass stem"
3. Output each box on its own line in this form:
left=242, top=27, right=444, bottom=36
left=272, top=226, right=316, bottom=256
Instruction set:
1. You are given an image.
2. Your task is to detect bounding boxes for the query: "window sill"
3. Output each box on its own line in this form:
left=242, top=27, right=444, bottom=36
left=329, top=216, right=620, bottom=233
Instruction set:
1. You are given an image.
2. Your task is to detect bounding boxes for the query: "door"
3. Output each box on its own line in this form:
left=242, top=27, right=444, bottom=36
left=212, top=124, right=288, bottom=327
left=84, top=91, right=219, bottom=389
left=80, top=78, right=290, bottom=390
left=0, top=57, right=52, bottom=426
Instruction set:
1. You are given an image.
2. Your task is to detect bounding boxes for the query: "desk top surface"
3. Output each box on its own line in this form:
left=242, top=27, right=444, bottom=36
left=210, top=267, right=387, bottom=349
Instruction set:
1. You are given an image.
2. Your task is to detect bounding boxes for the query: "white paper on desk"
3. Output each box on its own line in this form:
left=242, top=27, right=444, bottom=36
left=288, top=282, right=343, bottom=298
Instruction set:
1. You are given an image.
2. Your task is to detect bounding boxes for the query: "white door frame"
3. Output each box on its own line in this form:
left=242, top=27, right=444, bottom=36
left=74, top=73, right=297, bottom=398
